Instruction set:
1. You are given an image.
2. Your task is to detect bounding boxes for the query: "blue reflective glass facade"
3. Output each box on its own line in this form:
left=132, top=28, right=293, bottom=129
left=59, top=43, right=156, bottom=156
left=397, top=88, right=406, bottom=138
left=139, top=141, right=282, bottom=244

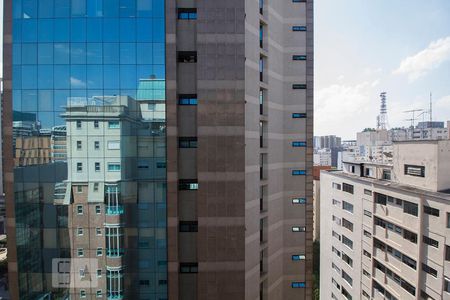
left=12, top=1, right=167, bottom=299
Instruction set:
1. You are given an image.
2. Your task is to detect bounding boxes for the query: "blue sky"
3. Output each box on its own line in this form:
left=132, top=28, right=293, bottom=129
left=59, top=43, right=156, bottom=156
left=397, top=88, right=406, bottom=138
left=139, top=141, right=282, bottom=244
left=316, top=0, right=450, bottom=139
left=1, top=2, right=450, bottom=139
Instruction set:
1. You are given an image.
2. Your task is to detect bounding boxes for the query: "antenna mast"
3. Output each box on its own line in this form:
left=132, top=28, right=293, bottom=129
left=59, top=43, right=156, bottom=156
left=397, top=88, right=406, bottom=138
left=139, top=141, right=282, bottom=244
left=377, top=92, right=388, bottom=130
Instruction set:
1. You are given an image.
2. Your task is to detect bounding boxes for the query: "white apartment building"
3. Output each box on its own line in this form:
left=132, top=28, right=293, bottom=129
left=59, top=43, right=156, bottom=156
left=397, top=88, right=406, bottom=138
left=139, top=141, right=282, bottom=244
left=314, top=148, right=332, bottom=166
left=320, top=140, right=450, bottom=300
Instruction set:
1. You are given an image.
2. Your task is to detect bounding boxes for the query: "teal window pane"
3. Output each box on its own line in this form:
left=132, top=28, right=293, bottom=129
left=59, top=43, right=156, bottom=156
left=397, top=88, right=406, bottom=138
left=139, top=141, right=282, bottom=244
left=38, top=65, right=54, bottom=89
left=103, top=0, right=119, bottom=17
left=22, top=0, right=38, bottom=18
left=22, top=90, right=38, bottom=112
left=104, top=65, right=120, bottom=89
left=87, top=0, right=103, bottom=17
left=120, top=0, right=136, bottom=17
left=70, top=65, right=87, bottom=89
left=54, top=19, right=70, bottom=42
left=86, top=19, right=103, bottom=42
left=71, top=43, right=87, bottom=65
left=71, top=0, right=87, bottom=16
left=87, top=43, right=103, bottom=64
left=137, top=0, right=152, bottom=17
left=71, top=18, right=86, bottom=42
left=38, top=44, right=54, bottom=64
left=103, top=18, right=120, bottom=42
left=38, top=90, right=54, bottom=111
left=54, top=65, right=70, bottom=89
left=38, top=0, right=54, bottom=18
left=54, top=43, right=70, bottom=64
left=21, top=43, right=37, bottom=65
left=103, top=43, right=119, bottom=64
left=54, top=0, right=70, bottom=17
left=38, top=19, right=54, bottom=42
left=87, top=65, right=103, bottom=89
left=120, top=43, right=136, bottom=64
left=120, top=19, right=136, bottom=42
left=22, top=19, right=37, bottom=42
left=137, top=43, right=153, bottom=64
left=22, top=65, right=38, bottom=89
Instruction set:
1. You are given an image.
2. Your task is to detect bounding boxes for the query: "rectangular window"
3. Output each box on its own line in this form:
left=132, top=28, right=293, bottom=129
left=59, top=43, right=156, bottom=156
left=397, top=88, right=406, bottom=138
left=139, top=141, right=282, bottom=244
left=94, top=120, right=99, bottom=128
left=342, top=201, right=353, bottom=213
left=179, top=137, right=198, bottom=148
left=291, top=282, right=306, bottom=288
left=447, top=213, right=450, bottom=228
left=332, top=230, right=341, bottom=241
left=332, top=182, right=342, bottom=190
left=292, top=26, right=307, bottom=31
left=424, top=205, right=439, bottom=217
left=422, top=263, right=437, bottom=277
left=96, top=248, right=103, bottom=256
left=423, top=235, right=439, bottom=248
left=292, top=0, right=307, bottom=2
left=363, top=230, right=371, bottom=238
left=342, top=270, right=353, bottom=286
left=180, top=263, right=198, bottom=273
left=292, top=141, right=307, bottom=147
left=292, top=198, right=306, bottom=204
left=77, top=162, right=83, bottom=172
left=77, top=248, right=84, bottom=257
left=97, top=269, right=102, bottom=277
left=292, top=170, right=306, bottom=175
left=342, top=235, right=353, bottom=249
left=332, top=246, right=341, bottom=257
left=80, top=290, right=86, bottom=298
left=179, top=179, right=198, bottom=190
left=107, top=141, right=120, bottom=150
left=292, top=226, right=306, bottom=232
left=96, top=290, right=102, bottom=298
left=332, top=278, right=340, bottom=290
left=292, top=113, right=307, bottom=118
left=342, top=252, right=353, bottom=267
left=94, top=141, right=100, bottom=150
left=362, top=269, right=370, bottom=277
left=178, top=94, right=198, bottom=105
left=364, top=189, right=372, bottom=195
left=375, top=193, right=387, bottom=205
left=342, top=218, right=353, bottom=232
left=292, top=254, right=306, bottom=261
left=403, top=201, right=418, bottom=216
left=96, top=228, right=102, bottom=236
left=108, top=121, right=120, bottom=129
left=178, top=8, right=197, bottom=20
left=341, top=287, right=352, bottom=300
left=177, top=51, right=197, bottom=63
left=342, top=183, right=354, bottom=194
left=292, top=84, right=307, bottom=89
left=363, top=210, right=372, bottom=217
left=95, top=162, right=100, bottom=172
left=179, top=221, right=198, bottom=232
left=403, top=229, right=418, bottom=244
left=445, top=278, right=450, bottom=293
left=77, top=141, right=82, bottom=150
left=292, top=55, right=307, bottom=61
left=77, top=228, right=84, bottom=236
left=363, top=250, right=371, bottom=258
left=107, top=163, right=121, bottom=172
left=77, top=185, right=83, bottom=193
left=76, top=120, right=82, bottom=129
left=77, top=205, right=83, bottom=215
left=382, top=170, right=391, bottom=180
left=404, top=164, right=425, bottom=177
left=95, top=205, right=101, bottom=214
left=332, top=199, right=340, bottom=206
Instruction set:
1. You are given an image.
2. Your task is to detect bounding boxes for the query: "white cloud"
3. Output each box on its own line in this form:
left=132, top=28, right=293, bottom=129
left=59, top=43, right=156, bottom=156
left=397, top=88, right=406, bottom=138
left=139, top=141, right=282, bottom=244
left=393, top=36, right=450, bottom=81
left=70, top=77, right=86, bottom=88
left=315, top=80, right=380, bottom=139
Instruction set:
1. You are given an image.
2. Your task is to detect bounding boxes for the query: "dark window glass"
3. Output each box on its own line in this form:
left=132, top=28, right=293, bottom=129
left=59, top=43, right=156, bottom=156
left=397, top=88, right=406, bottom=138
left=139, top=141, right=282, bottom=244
left=292, top=113, right=307, bottom=118
left=179, top=137, right=198, bottom=148
left=292, top=170, right=306, bottom=176
left=179, top=180, right=198, bottom=190
left=422, top=263, right=437, bottom=278
left=178, top=8, right=197, bottom=20
left=292, top=141, right=306, bottom=147
left=342, top=183, right=354, bottom=194
left=424, top=205, right=439, bottom=217
left=177, top=51, right=197, bottom=63
left=292, top=55, right=307, bottom=60
left=292, top=26, right=307, bottom=31
left=403, top=201, right=418, bottom=216
left=423, top=235, right=439, bottom=248
left=179, top=221, right=198, bottom=232
left=180, top=263, right=198, bottom=273
left=178, top=94, right=198, bottom=105
left=292, top=84, right=307, bottom=89
left=404, top=164, right=425, bottom=177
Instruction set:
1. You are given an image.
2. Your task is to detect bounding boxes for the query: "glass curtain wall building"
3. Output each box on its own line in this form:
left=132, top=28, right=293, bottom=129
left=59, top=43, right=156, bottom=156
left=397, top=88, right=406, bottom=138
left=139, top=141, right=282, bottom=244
left=7, top=1, right=167, bottom=299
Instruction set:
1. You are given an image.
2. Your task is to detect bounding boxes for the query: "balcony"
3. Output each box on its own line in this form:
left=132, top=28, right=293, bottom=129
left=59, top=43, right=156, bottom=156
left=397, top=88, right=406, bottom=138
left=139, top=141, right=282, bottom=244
left=106, top=249, right=125, bottom=257
left=106, top=205, right=124, bottom=215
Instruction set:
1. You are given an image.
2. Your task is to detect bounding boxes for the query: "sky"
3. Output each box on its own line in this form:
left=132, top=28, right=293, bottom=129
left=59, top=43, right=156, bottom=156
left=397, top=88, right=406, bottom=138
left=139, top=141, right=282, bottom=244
left=315, top=0, right=450, bottom=139
left=1, top=2, right=450, bottom=139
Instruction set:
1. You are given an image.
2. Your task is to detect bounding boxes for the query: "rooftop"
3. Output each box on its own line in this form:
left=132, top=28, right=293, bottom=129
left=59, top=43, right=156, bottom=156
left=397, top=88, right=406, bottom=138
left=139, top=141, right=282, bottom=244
left=323, top=169, right=450, bottom=201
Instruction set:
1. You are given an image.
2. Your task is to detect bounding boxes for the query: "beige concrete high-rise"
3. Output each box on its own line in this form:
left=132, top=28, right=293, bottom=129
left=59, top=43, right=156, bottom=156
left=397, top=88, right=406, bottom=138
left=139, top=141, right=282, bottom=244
left=320, top=140, right=450, bottom=300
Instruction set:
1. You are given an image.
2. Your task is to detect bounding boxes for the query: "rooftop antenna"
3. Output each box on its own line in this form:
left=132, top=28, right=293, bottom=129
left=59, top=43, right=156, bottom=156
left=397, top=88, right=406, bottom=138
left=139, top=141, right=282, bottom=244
left=377, top=92, right=388, bottom=130
left=404, top=109, right=424, bottom=128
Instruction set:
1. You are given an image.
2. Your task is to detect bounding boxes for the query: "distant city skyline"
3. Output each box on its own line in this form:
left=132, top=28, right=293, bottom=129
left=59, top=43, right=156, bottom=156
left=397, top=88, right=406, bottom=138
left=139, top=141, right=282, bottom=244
left=316, top=0, right=450, bottom=139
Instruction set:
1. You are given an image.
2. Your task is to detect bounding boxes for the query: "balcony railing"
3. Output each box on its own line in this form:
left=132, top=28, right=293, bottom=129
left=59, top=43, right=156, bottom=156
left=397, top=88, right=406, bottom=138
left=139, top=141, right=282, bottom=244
left=106, top=249, right=125, bottom=257
left=106, top=205, right=124, bottom=215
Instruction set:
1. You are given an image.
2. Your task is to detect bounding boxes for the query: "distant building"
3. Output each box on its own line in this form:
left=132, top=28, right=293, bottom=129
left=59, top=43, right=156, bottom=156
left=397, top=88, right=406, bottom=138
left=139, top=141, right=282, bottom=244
left=313, top=166, right=332, bottom=241
left=314, top=148, right=332, bottom=166
left=314, top=135, right=342, bottom=150
left=320, top=139, right=450, bottom=300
